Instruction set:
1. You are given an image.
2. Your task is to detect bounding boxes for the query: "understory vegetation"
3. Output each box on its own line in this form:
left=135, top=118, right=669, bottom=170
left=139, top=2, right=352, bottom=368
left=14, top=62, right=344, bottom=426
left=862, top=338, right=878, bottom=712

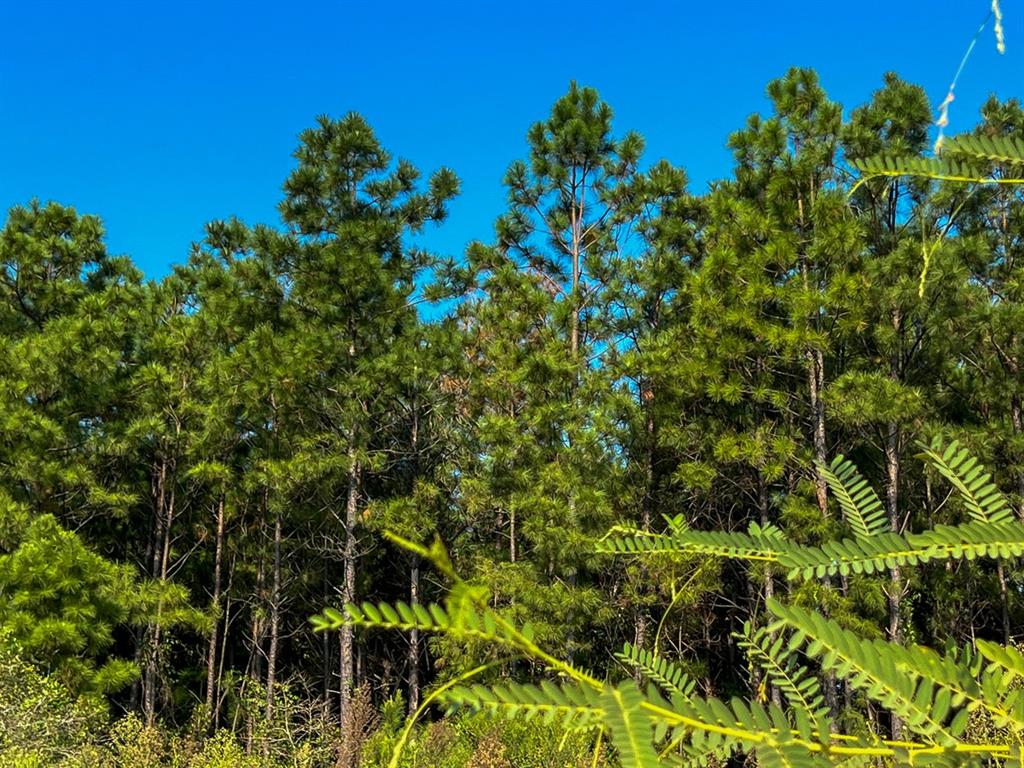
left=6, top=55, right=1024, bottom=765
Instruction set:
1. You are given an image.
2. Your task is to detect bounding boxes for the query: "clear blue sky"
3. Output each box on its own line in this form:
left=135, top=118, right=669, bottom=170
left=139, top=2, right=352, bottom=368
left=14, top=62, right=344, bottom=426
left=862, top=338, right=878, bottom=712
left=1, top=1, right=1019, bottom=278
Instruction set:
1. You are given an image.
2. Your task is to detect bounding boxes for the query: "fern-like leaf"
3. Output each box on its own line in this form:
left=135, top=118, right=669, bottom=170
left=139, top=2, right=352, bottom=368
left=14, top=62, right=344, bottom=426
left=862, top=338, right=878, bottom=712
left=616, top=643, right=696, bottom=698
left=850, top=155, right=999, bottom=184
left=736, top=621, right=830, bottom=739
left=943, top=134, right=1024, bottom=166
left=818, top=456, right=888, bottom=539
left=768, top=600, right=959, bottom=744
left=601, top=680, right=661, bottom=768
left=918, top=438, right=1015, bottom=524
left=310, top=600, right=521, bottom=648
left=603, top=518, right=1024, bottom=582
left=598, top=521, right=783, bottom=561
left=779, top=521, right=1024, bottom=579
left=442, top=680, right=603, bottom=727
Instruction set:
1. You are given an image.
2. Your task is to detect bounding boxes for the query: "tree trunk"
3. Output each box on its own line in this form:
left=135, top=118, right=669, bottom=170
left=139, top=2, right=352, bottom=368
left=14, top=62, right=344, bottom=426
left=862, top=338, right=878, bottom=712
left=245, top=542, right=266, bottom=755
left=322, top=540, right=332, bottom=724
left=509, top=507, right=517, bottom=563
left=807, top=348, right=839, bottom=721
left=264, top=504, right=282, bottom=748
left=884, top=419, right=905, bottom=739
left=407, top=560, right=421, bottom=714
left=634, top=381, right=656, bottom=659
left=998, top=562, right=1011, bottom=643
left=217, top=593, right=232, bottom=718
left=570, top=175, right=581, bottom=361
left=339, top=436, right=360, bottom=725
left=757, top=472, right=783, bottom=709
left=1012, top=392, right=1024, bottom=517
left=407, top=394, right=422, bottom=715
left=808, top=348, right=828, bottom=515
left=142, top=458, right=166, bottom=724
left=145, top=454, right=176, bottom=726
left=884, top=422, right=903, bottom=638
left=205, top=496, right=226, bottom=730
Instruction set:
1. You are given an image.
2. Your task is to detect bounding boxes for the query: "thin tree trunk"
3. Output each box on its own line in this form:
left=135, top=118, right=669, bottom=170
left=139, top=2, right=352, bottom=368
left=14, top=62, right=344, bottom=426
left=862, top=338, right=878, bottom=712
left=807, top=348, right=838, bottom=721
left=339, top=436, right=360, bottom=725
left=264, top=504, right=282, bottom=747
left=808, top=348, right=828, bottom=514
left=145, top=454, right=176, bottom=726
left=1005, top=388, right=1023, bottom=638
left=1012, top=392, right=1024, bottom=517
left=160, top=473, right=177, bottom=581
left=509, top=508, right=516, bottom=563
left=142, top=458, right=167, bottom=724
left=408, top=560, right=421, bottom=713
left=217, top=554, right=236, bottom=721
left=322, top=538, right=331, bottom=724
left=217, top=593, right=232, bottom=718
left=757, top=472, right=783, bottom=709
left=885, top=419, right=905, bottom=740
left=246, top=542, right=266, bottom=755
left=884, top=422, right=903, bottom=642
left=998, top=562, right=1011, bottom=643
left=570, top=176, right=581, bottom=360
left=407, top=394, right=422, bottom=715
left=634, top=382, right=655, bottom=659
left=205, top=496, right=226, bottom=730
left=151, top=458, right=166, bottom=579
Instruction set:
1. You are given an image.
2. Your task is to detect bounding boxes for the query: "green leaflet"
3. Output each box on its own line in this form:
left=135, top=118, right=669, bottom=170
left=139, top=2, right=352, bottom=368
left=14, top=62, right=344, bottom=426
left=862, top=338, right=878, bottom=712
left=309, top=599, right=522, bottom=649
left=442, top=680, right=603, bottom=727
left=601, top=518, right=1024, bottom=580
left=818, top=456, right=888, bottom=539
left=736, top=621, right=829, bottom=739
left=917, top=438, right=1015, bottom=525
left=849, top=155, right=1000, bottom=185
left=616, top=642, right=696, bottom=698
left=598, top=521, right=783, bottom=560
left=768, top=600, right=959, bottom=745
left=601, top=681, right=661, bottom=768
left=603, top=441, right=1024, bottom=582
left=941, top=134, right=1024, bottom=166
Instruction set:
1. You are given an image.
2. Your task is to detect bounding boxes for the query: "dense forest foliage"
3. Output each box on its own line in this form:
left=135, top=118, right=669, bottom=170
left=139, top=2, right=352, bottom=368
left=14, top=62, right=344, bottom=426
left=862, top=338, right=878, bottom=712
left=5, top=67, right=1024, bottom=766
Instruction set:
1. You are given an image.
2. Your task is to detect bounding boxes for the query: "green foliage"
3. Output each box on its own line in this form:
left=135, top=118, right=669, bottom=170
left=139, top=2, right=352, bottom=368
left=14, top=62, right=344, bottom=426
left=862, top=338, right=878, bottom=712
left=615, top=643, right=695, bottom=699
left=600, top=682, right=659, bottom=768
left=0, top=515, right=188, bottom=695
left=817, top=457, right=888, bottom=540
left=598, top=442, right=1024, bottom=581
left=735, top=621, right=828, bottom=733
left=852, top=133, right=1024, bottom=188
left=0, top=632, right=105, bottom=763
left=444, top=680, right=602, bottom=728
left=319, top=442, right=1024, bottom=767
left=361, top=702, right=603, bottom=768
left=9, top=62, right=1024, bottom=768
left=314, top=597, right=525, bottom=650
left=917, top=437, right=1015, bottom=524
left=850, top=155, right=995, bottom=185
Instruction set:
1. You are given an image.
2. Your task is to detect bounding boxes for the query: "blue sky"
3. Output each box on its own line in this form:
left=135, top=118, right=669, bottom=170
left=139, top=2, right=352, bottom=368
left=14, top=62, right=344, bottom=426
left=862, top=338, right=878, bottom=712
left=1, top=1, right=1020, bottom=278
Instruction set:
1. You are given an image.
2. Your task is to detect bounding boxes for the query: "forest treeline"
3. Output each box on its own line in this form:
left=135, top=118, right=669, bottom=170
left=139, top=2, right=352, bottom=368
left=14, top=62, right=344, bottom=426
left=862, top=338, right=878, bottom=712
left=3, top=68, right=1024, bottom=765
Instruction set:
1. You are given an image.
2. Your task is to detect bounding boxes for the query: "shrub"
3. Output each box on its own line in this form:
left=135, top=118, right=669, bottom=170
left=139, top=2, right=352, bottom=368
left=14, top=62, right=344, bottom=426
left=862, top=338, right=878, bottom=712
left=0, top=632, right=104, bottom=764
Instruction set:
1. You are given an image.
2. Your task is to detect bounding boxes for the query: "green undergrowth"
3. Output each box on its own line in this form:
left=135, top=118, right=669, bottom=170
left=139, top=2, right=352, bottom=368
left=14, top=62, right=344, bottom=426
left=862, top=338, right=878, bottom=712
left=0, top=664, right=609, bottom=768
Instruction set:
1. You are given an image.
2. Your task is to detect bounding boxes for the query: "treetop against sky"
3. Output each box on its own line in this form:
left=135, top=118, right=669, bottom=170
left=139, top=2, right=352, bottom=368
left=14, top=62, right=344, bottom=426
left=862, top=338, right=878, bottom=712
left=0, top=0, right=1018, bottom=277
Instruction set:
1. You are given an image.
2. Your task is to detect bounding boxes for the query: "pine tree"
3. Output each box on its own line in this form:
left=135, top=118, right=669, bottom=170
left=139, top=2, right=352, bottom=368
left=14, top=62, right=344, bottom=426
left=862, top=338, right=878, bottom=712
left=277, top=112, right=457, bottom=726
left=602, top=159, right=712, bottom=657
left=839, top=73, right=967, bottom=736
